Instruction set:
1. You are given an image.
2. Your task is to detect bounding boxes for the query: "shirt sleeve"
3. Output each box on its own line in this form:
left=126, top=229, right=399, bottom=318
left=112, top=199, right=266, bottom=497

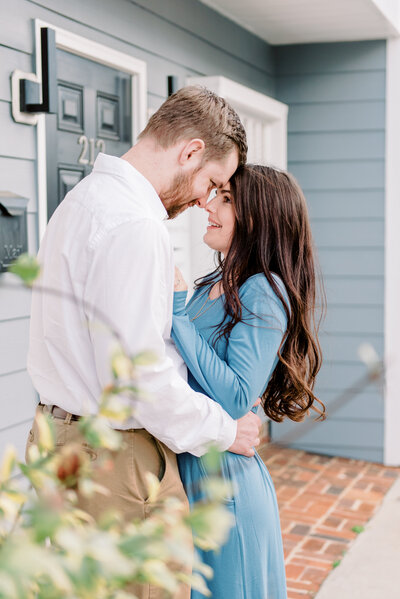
left=83, top=218, right=236, bottom=456
left=171, top=276, right=288, bottom=420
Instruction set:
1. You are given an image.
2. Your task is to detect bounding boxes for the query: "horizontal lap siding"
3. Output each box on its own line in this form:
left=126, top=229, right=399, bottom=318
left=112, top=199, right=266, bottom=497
left=0, top=13, right=37, bottom=458
left=2, top=0, right=275, bottom=97
left=0, top=0, right=273, bottom=458
left=271, top=41, right=386, bottom=462
left=0, top=371, right=37, bottom=430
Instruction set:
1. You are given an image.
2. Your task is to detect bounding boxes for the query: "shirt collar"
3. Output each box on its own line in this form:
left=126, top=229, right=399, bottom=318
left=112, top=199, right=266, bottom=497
left=93, top=153, right=168, bottom=221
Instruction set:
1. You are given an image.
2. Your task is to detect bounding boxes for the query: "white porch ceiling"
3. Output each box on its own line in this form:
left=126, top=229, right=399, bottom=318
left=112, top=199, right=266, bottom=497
left=199, top=0, right=400, bottom=45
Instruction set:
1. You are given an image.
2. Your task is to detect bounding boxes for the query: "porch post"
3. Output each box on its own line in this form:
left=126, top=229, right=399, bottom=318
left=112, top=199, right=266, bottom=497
left=384, top=36, right=400, bottom=466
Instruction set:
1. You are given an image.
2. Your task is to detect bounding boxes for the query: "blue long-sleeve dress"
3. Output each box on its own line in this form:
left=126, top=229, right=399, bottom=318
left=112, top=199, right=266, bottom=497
left=172, top=273, right=288, bottom=599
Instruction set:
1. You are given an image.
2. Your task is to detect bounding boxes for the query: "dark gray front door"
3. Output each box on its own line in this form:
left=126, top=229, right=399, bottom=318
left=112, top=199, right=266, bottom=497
left=46, top=49, right=132, bottom=220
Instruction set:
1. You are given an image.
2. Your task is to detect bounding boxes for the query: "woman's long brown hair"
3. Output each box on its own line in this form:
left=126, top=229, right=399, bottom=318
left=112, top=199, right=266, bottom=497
left=196, top=164, right=326, bottom=422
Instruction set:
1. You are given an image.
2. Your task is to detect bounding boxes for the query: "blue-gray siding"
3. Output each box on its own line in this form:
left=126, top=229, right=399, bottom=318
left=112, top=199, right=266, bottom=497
left=271, top=41, right=386, bottom=462
left=0, top=0, right=273, bottom=458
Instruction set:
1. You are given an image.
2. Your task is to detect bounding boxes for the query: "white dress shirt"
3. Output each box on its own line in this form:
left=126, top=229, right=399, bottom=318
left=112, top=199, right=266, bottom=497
left=28, top=153, right=236, bottom=456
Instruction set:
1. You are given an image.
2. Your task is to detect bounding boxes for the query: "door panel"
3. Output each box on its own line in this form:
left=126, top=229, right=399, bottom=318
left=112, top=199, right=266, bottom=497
left=58, top=167, right=85, bottom=205
left=46, top=48, right=133, bottom=220
left=57, top=82, right=84, bottom=133
left=97, top=93, right=120, bottom=140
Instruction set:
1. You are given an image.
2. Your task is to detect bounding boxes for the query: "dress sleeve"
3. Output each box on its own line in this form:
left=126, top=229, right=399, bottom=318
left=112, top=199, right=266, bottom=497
left=172, top=275, right=288, bottom=420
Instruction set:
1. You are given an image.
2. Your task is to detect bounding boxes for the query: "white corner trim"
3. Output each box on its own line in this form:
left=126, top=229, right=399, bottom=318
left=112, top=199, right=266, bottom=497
left=371, top=0, right=400, bottom=36
left=33, top=19, right=147, bottom=241
left=384, top=37, right=400, bottom=466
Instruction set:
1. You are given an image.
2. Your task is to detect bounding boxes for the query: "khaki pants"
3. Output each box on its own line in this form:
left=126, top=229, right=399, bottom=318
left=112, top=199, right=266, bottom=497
left=26, top=404, right=191, bottom=599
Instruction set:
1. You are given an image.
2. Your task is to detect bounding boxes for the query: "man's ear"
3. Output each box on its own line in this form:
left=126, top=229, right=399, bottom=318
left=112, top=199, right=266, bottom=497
left=178, top=139, right=205, bottom=167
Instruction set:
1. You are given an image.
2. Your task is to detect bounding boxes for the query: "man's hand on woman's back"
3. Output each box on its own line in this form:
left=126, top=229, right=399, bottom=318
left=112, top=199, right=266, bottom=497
left=229, top=399, right=262, bottom=457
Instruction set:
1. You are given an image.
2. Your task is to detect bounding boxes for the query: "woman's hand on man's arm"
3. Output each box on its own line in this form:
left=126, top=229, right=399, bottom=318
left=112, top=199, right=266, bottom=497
left=174, top=266, right=188, bottom=291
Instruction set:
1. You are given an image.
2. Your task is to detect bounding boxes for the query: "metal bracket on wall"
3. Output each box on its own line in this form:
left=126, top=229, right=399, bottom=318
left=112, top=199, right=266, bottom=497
left=167, top=76, right=181, bottom=96
left=11, top=27, right=57, bottom=125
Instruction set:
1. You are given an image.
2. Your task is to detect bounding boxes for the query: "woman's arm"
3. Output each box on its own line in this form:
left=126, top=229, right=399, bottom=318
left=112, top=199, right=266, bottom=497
left=172, top=275, right=287, bottom=420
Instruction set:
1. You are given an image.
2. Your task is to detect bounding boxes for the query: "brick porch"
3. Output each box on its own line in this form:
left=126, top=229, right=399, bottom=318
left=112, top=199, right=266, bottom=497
left=259, top=443, right=400, bottom=599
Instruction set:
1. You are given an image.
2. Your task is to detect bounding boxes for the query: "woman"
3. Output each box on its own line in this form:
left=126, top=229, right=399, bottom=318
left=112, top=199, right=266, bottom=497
left=172, top=165, right=325, bottom=599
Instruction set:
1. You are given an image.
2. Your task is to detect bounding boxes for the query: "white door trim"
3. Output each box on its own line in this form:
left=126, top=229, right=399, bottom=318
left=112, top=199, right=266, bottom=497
left=384, top=37, right=400, bottom=466
left=33, top=19, right=147, bottom=240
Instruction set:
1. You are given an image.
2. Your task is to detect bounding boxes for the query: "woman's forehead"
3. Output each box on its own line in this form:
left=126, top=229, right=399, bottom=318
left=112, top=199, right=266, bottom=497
left=206, top=182, right=232, bottom=204
left=218, top=181, right=231, bottom=194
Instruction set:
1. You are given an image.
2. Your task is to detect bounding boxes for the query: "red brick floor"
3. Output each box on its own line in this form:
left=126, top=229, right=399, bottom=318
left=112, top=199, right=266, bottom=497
left=259, top=443, right=400, bottom=599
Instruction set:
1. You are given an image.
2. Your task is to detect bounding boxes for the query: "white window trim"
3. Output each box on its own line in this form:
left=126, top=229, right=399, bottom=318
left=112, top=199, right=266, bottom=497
left=384, top=36, right=400, bottom=466
left=33, top=19, right=147, bottom=241
left=183, top=75, right=288, bottom=287
left=187, top=75, right=288, bottom=169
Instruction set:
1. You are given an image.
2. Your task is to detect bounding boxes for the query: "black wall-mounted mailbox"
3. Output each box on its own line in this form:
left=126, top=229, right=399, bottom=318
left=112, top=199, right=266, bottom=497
left=0, top=192, right=29, bottom=273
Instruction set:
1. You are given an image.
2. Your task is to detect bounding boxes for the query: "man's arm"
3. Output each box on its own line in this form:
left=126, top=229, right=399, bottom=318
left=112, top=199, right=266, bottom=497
left=84, top=218, right=259, bottom=456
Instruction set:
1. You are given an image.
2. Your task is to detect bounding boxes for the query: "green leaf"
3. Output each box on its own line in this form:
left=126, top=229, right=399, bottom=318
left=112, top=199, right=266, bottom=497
left=35, top=412, right=55, bottom=453
left=78, top=417, right=122, bottom=450
left=351, top=525, right=365, bottom=534
left=201, top=446, right=222, bottom=476
left=99, top=394, right=133, bottom=424
left=187, top=503, right=234, bottom=550
left=8, top=254, right=40, bottom=286
left=27, top=503, right=62, bottom=543
left=111, top=350, right=133, bottom=380
left=119, top=533, right=155, bottom=558
left=0, top=446, right=17, bottom=482
left=132, top=352, right=158, bottom=367
left=332, top=559, right=341, bottom=568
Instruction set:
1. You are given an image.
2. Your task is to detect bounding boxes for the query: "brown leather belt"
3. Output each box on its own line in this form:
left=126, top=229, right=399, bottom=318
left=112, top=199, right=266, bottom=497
left=39, top=403, right=81, bottom=421
left=38, top=403, right=144, bottom=431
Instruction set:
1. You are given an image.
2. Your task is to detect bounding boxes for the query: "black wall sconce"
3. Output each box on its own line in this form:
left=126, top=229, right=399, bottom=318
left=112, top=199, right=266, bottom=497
left=167, top=76, right=181, bottom=96
left=20, top=28, right=57, bottom=114
left=11, top=27, right=57, bottom=124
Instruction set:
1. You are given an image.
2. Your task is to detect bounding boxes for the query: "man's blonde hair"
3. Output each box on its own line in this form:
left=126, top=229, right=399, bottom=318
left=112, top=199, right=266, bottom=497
left=139, top=86, right=247, bottom=165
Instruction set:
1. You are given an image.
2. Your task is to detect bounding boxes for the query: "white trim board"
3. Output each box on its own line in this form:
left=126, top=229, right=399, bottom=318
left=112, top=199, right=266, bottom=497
left=33, top=19, right=147, bottom=241
left=384, top=36, right=400, bottom=466
left=372, top=0, right=400, bottom=35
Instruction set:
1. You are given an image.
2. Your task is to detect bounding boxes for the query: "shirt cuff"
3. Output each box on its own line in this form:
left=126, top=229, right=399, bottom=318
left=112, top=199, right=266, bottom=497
left=189, top=416, right=237, bottom=457
left=216, top=417, right=237, bottom=453
left=173, top=290, right=188, bottom=315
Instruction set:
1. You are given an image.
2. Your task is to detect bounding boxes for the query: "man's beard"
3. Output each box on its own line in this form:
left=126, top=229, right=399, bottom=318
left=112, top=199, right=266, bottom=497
left=160, top=169, right=198, bottom=219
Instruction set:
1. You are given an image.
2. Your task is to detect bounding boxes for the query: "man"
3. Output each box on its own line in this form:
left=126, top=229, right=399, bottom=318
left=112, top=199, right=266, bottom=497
left=27, top=86, right=261, bottom=597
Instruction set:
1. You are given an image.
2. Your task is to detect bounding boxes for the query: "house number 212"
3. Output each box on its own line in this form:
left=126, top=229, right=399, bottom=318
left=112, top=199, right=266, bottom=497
left=77, top=135, right=106, bottom=166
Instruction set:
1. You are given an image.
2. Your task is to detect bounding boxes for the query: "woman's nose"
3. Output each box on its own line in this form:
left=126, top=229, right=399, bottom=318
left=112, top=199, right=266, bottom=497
left=205, top=197, right=217, bottom=213
left=198, top=188, right=217, bottom=209
left=205, top=189, right=218, bottom=211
